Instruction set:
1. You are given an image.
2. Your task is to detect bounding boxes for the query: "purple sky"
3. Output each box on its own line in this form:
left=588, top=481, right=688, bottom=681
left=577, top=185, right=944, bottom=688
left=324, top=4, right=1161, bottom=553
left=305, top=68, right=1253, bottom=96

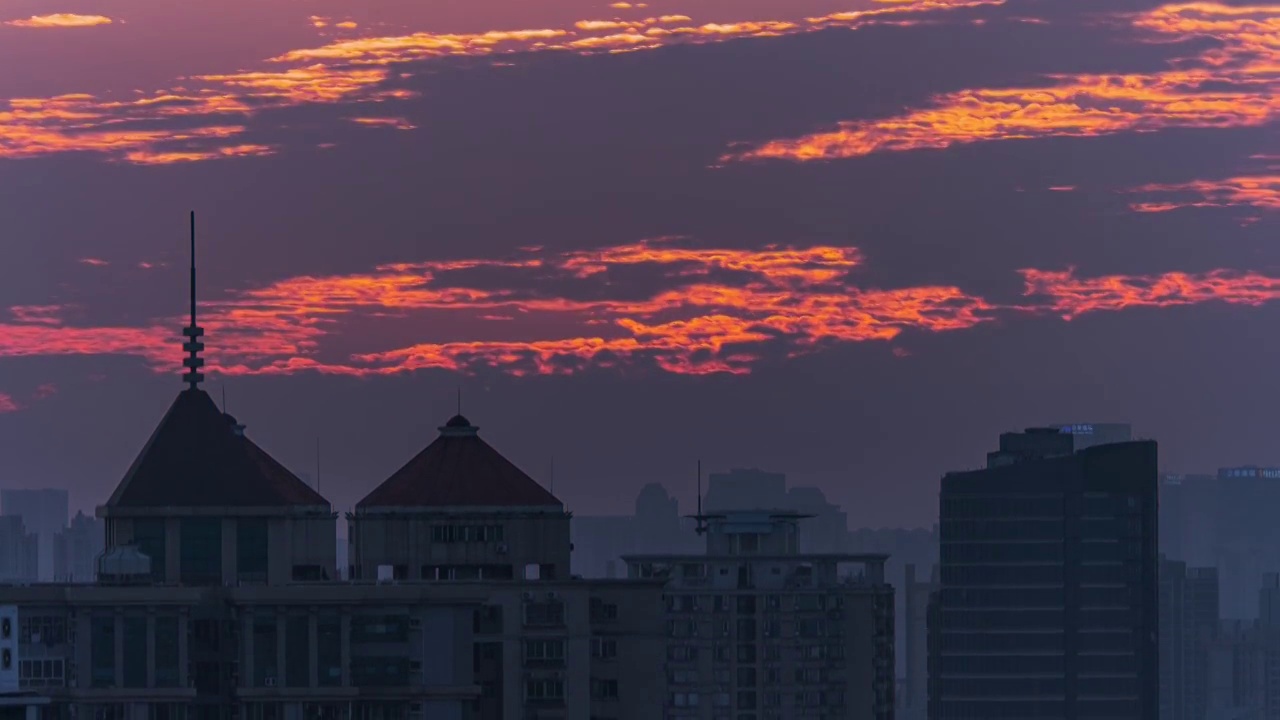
left=0, top=0, right=1277, bottom=526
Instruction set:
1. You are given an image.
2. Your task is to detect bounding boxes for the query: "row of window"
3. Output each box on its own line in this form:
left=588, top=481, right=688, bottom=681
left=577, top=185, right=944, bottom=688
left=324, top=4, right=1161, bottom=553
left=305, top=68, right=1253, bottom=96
left=669, top=691, right=845, bottom=709
left=668, top=643, right=845, bottom=663
left=667, top=618, right=834, bottom=639
left=430, top=525, right=505, bottom=543
left=665, top=594, right=842, bottom=613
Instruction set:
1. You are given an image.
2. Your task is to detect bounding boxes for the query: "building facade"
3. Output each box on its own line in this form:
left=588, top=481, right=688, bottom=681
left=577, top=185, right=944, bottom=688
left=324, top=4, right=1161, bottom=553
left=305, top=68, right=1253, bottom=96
left=625, top=511, right=895, bottom=720
left=931, top=428, right=1159, bottom=719
left=1158, top=557, right=1217, bottom=720
left=1, top=491, right=69, bottom=583
left=349, top=413, right=666, bottom=719
left=52, top=513, right=104, bottom=584
left=0, top=520, right=37, bottom=584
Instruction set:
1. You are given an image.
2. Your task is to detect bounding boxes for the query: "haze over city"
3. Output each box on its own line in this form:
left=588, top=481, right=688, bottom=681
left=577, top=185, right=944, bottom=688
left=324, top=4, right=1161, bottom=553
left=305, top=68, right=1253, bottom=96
left=1, top=0, right=1277, bottom=528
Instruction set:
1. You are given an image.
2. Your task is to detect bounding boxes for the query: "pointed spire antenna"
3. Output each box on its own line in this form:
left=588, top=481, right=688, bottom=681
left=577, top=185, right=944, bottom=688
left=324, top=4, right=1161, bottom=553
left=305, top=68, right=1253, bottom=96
left=315, top=436, right=322, bottom=493
left=456, top=387, right=462, bottom=416
left=221, top=385, right=227, bottom=413
left=550, top=457, right=555, bottom=495
left=181, top=211, right=206, bottom=389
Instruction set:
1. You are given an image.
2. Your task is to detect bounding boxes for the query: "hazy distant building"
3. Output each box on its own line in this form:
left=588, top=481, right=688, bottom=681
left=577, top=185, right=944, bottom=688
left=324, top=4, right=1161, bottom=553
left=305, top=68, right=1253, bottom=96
left=625, top=511, right=895, bottom=719
left=1159, top=557, right=1218, bottom=720
left=1159, top=473, right=1216, bottom=565
left=51, top=512, right=102, bottom=583
left=1048, top=422, right=1133, bottom=451
left=0, top=491, right=68, bottom=583
left=571, top=483, right=700, bottom=578
left=932, top=428, right=1159, bottom=719
left=0, top=519, right=36, bottom=584
left=703, top=469, right=848, bottom=553
left=900, top=563, right=936, bottom=720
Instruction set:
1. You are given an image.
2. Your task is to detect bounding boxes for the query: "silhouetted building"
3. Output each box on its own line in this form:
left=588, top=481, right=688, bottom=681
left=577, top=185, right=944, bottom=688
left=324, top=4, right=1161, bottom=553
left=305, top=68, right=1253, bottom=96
left=1159, top=556, right=1218, bottom=720
left=0, top=491, right=67, bottom=583
left=703, top=469, right=848, bottom=552
left=571, top=483, right=700, bottom=578
left=0, top=605, right=50, bottom=720
left=51, top=512, right=102, bottom=584
left=625, top=511, right=895, bottom=719
left=1158, top=473, right=1215, bottom=565
left=900, top=563, right=936, bottom=720
left=0, top=520, right=36, bottom=584
left=932, top=428, right=1159, bottom=719
left=349, top=413, right=666, bottom=719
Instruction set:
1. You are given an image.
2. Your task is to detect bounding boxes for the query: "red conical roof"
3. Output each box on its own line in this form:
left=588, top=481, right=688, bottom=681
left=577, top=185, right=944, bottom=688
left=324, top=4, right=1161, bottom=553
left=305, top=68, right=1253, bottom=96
left=358, top=415, right=562, bottom=509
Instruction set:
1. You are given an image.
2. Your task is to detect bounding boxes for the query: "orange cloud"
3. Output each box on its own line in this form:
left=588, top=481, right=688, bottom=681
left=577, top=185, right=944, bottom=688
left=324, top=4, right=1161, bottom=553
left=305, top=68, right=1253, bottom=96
left=1128, top=174, right=1280, bottom=212
left=79, top=258, right=109, bottom=266
left=0, top=394, right=17, bottom=413
left=5, top=14, right=112, bottom=28
left=1022, top=267, right=1280, bottom=320
left=727, top=2, right=1280, bottom=162
left=9, top=235, right=1278, bottom=378
left=0, top=0, right=1000, bottom=165
left=349, top=116, right=417, bottom=130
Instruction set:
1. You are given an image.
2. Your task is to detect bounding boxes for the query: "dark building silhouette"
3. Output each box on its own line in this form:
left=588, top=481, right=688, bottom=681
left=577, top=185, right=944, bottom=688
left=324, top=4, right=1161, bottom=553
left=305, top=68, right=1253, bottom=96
left=1158, top=556, right=1217, bottom=720
left=931, top=428, right=1158, bottom=720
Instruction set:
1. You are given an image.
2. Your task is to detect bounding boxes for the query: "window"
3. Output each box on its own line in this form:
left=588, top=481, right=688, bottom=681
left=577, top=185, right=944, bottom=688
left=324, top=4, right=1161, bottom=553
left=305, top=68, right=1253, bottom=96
left=122, top=616, right=147, bottom=688
left=591, top=678, right=620, bottom=700
left=431, top=525, right=505, bottom=543
left=154, top=616, right=180, bottom=688
left=179, top=518, right=222, bottom=584
left=526, top=678, right=565, bottom=701
left=20, top=616, right=67, bottom=645
left=524, top=639, right=565, bottom=661
left=90, top=615, right=114, bottom=688
left=18, top=658, right=65, bottom=688
left=317, top=615, right=342, bottom=687
left=285, top=616, right=310, bottom=688
left=669, top=646, right=698, bottom=662
left=591, top=598, right=619, bottom=622
left=669, top=693, right=700, bottom=708
left=253, top=616, right=278, bottom=688
left=592, top=637, right=618, bottom=659
left=350, top=657, right=410, bottom=687
left=524, top=601, right=565, bottom=627
left=133, top=519, right=166, bottom=580
left=237, top=519, right=269, bottom=581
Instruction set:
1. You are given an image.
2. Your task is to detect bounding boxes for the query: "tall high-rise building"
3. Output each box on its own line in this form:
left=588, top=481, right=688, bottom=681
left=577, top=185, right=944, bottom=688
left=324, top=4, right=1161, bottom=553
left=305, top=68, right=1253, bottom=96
left=1159, top=557, right=1218, bottom=720
left=0, top=519, right=36, bottom=584
left=931, top=428, right=1158, bottom=719
left=0, top=490, right=68, bottom=583
left=625, top=511, right=895, bottom=719
left=51, top=511, right=103, bottom=583
left=900, top=563, right=936, bottom=720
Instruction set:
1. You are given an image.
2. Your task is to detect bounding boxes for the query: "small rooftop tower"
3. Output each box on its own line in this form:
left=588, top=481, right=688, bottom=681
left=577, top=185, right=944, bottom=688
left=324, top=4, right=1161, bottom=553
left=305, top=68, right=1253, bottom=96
left=182, top=211, right=205, bottom=389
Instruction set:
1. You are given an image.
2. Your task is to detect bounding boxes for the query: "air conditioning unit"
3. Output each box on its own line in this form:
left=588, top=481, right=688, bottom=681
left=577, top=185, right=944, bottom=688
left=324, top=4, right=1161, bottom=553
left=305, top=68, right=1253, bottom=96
left=496, top=544, right=509, bottom=555
left=265, top=677, right=276, bottom=687
left=546, top=592, right=559, bottom=600
left=522, top=592, right=535, bottom=602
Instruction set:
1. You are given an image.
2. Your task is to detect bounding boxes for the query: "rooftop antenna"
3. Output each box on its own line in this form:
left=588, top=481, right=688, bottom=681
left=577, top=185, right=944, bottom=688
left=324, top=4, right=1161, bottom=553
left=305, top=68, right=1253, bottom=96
left=456, top=387, right=462, bottom=416
left=315, top=436, right=321, bottom=493
left=550, top=457, right=555, bottom=495
left=181, top=211, right=205, bottom=390
left=221, top=385, right=227, bottom=413
left=694, top=459, right=711, bottom=535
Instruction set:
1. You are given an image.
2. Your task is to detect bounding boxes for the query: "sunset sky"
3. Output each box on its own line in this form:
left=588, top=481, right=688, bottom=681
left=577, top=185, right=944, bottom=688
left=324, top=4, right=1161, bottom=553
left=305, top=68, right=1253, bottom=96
left=0, top=0, right=1276, bottom=525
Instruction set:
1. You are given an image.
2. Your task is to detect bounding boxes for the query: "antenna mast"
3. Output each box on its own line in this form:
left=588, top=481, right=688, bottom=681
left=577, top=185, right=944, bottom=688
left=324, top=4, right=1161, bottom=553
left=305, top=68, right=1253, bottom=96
left=315, top=437, right=322, bottom=493
left=181, top=211, right=205, bottom=389
left=695, top=459, right=710, bottom=535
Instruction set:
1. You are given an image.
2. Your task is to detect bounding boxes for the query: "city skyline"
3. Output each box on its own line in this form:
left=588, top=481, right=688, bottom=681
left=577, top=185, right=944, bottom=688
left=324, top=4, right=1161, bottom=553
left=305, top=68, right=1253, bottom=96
left=2, top=0, right=1278, bottom=528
